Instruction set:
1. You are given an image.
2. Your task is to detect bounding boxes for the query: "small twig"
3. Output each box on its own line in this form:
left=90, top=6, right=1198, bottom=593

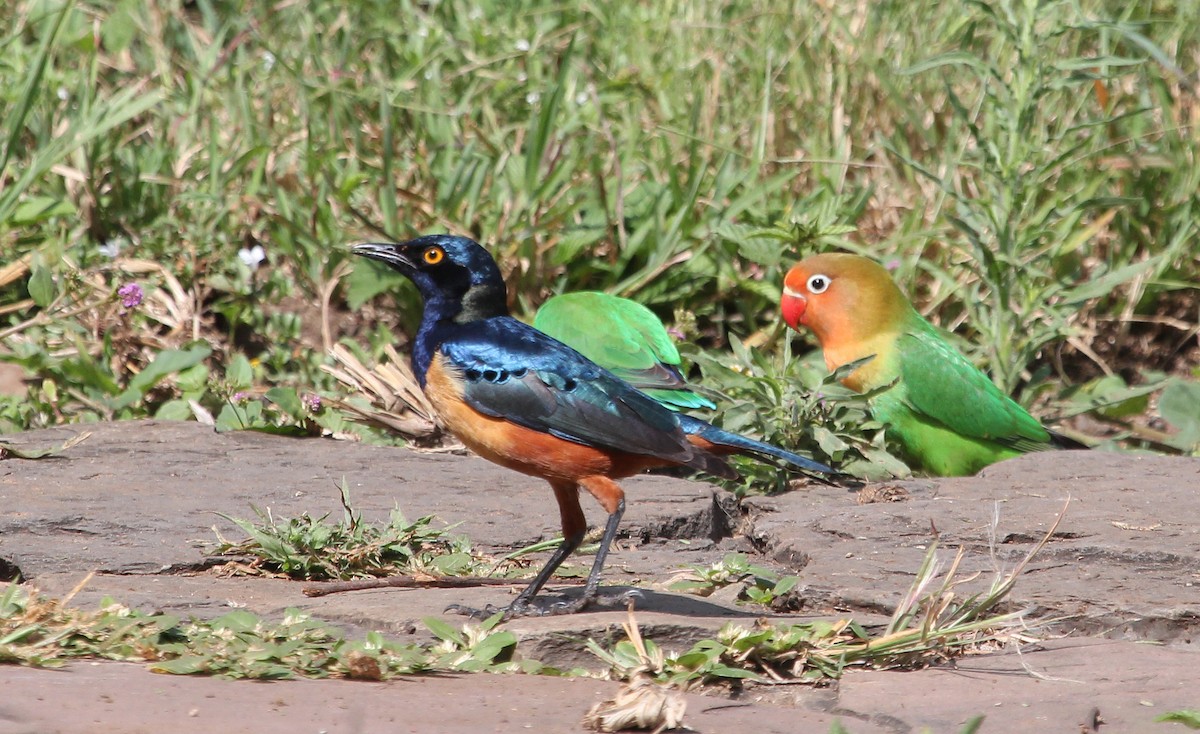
left=319, top=259, right=352, bottom=353
left=1087, top=414, right=1180, bottom=451
left=1094, top=313, right=1197, bottom=332
left=1065, top=334, right=1114, bottom=377
left=60, top=571, right=95, bottom=608
left=1012, top=639, right=1085, bottom=685
left=0, top=273, right=114, bottom=343
left=0, top=295, right=65, bottom=342
left=616, top=250, right=694, bottom=299
left=0, top=298, right=34, bottom=317
left=983, top=495, right=1072, bottom=607
left=65, top=388, right=111, bottom=418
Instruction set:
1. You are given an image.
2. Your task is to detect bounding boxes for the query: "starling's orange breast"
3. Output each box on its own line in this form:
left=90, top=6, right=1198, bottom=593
left=424, top=354, right=664, bottom=482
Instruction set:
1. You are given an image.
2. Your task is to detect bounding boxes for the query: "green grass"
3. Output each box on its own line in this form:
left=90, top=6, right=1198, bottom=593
left=3, top=530, right=1041, bottom=687
left=591, top=533, right=1045, bottom=689
left=1158, top=710, right=1200, bottom=729
left=0, top=0, right=1197, bottom=463
left=0, top=580, right=547, bottom=677
left=211, top=481, right=489, bottom=580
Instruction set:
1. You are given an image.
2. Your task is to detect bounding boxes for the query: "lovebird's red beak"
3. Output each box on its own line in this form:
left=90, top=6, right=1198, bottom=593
left=780, top=287, right=807, bottom=330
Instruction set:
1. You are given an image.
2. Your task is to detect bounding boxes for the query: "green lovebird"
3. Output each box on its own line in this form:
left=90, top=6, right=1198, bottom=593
left=534, top=290, right=833, bottom=476
left=532, top=291, right=716, bottom=411
left=780, top=253, right=1083, bottom=477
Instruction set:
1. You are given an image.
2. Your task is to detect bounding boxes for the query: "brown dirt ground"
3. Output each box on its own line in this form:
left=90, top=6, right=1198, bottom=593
left=2, top=420, right=1199, bottom=733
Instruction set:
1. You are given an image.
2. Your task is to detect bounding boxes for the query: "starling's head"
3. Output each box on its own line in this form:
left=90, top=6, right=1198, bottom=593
left=352, top=235, right=508, bottom=321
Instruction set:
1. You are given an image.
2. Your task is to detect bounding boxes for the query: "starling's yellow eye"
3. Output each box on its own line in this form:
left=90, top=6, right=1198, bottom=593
left=423, top=247, right=445, bottom=265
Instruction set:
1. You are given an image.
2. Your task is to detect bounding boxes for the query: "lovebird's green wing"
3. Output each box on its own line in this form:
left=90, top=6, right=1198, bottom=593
left=895, top=320, right=1052, bottom=451
left=533, top=292, right=716, bottom=411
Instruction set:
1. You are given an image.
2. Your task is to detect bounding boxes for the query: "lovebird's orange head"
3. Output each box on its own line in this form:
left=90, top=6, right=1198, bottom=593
left=780, top=253, right=911, bottom=357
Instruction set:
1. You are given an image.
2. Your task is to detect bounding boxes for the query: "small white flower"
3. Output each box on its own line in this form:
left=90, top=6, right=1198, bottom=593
left=424, top=69, right=434, bottom=80
left=98, top=238, right=124, bottom=258
left=575, top=91, right=589, bottom=106
left=417, top=25, right=428, bottom=38
left=57, top=86, right=69, bottom=101
left=238, top=244, right=266, bottom=270
left=212, top=627, right=236, bottom=642
left=526, top=91, right=540, bottom=105
left=517, top=72, right=527, bottom=83
left=515, top=39, right=530, bottom=52
left=260, top=51, right=276, bottom=72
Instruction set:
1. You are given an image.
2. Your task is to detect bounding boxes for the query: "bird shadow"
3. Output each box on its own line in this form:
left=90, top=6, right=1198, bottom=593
left=538, top=585, right=777, bottom=619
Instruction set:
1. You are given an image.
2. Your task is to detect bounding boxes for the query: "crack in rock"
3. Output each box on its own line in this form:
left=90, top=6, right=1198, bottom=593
left=624, top=491, right=738, bottom=544
left=0, top=556, right=22, bottom=582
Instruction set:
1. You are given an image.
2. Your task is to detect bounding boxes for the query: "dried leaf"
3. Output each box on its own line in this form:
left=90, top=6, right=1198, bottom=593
left=1110, top=521, right=1162, bottom=532
left=322, top=344, right=448, bottom=444
left=583, top=674, right=687, bottom=733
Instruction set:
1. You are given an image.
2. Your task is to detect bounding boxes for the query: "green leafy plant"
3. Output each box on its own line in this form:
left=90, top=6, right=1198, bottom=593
left=0, top=581, right=422, bottom=677
left=0, top=581, right=554, bottom=678
left=669, top=552, right=799, bottom=608
left=690, top=336, right=911, bottom=483
left=1158, top=710, right=1200, bottom=730
left=593, top=520, right=1059, bottom=689
left=422, top=613, right=555, bottom=675
left=0, top=0, right=1196, bottom=466
left=212, top=481, right=487, bottom=580
left=885, top=0, right=1195, bottom=399
left=1158, top=379, right=1200, bottom=455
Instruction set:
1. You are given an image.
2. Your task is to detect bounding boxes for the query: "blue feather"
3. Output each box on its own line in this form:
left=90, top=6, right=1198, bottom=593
left=676, top=414, right=833, bottom=475
left=438, top=317, right=696, bottom=462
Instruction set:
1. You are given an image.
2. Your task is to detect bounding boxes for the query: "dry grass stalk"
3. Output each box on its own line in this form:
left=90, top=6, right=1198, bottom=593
left=582, top=674, right=688, bottom=733
left=594, top=499, right=1071, bottom=691
left=857, top=496, right=1074, bottom=667
left=583, top=608, right=687, bottom=733
left=322, top=343, right=451, bottom=445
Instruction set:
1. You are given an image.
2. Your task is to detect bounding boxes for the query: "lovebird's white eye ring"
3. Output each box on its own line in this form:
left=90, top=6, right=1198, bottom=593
left=807, top=274, right=831, bottom=294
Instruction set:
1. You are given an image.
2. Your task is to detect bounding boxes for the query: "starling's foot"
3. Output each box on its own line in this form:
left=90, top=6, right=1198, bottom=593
left=539, top=588, right=643, bottom=614
left=539, top=595, right=591, bottom=616
left=443, top=593, right=599, bottom=619
left=588, top=588, right=644, bottom=610
left=445, top=599, right=570, bottom=619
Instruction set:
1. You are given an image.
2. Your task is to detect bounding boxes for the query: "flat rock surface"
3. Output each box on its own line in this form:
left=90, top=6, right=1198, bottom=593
left=2, top=420, right=1199, bottom=733
left=746, top=449, right=1200, bottom=641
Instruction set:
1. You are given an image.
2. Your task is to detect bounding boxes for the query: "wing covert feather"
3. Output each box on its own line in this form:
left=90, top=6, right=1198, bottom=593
left=440, top=318, right=696, bottom=462
left=896, top=326, right=1050, bottom=446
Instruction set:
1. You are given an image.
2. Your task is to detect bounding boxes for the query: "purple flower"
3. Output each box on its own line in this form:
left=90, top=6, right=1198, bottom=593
left=885, top=259, right=901, bottom=272
left=303, top=393, right=322, bottom=412
left=232, top=391, right=250, bottom=403
left=118, top=283, right=143, bottom=309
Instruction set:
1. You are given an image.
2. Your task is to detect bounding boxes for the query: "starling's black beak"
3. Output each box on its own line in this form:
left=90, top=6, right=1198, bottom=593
left=351, top=242, right=416, bottom=271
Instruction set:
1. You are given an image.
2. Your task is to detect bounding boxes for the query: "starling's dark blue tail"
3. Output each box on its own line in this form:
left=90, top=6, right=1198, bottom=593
left=676, top=414, right=834, bottom=475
